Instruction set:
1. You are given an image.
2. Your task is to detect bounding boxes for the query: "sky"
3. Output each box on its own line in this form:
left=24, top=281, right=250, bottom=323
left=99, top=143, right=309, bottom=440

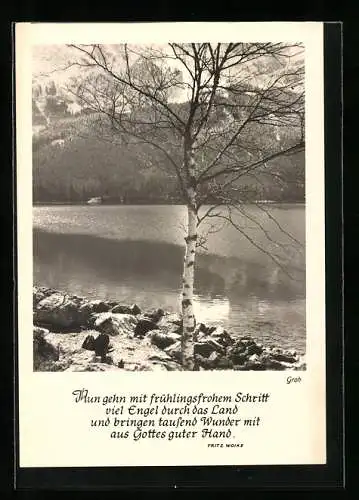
left=32, top=43, right=304, bottom=103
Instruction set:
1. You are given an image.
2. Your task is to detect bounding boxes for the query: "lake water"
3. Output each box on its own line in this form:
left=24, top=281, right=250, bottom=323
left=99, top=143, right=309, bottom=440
left=33, top=204, right=306, bottom=353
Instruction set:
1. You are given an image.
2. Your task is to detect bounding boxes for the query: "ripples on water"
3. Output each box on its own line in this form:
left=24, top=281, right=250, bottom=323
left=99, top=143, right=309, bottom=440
left=33, top=205, right=306, bottom=353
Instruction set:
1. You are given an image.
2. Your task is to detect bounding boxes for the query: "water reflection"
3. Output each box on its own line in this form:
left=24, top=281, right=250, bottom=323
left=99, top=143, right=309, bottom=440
left=33, top=229, right=306, bottom=353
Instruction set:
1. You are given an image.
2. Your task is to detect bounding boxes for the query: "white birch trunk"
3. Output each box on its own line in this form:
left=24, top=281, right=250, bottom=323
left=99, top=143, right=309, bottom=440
left=181, top=146, right=198, bottom=370
left=181, top=203, right=198, bottom=370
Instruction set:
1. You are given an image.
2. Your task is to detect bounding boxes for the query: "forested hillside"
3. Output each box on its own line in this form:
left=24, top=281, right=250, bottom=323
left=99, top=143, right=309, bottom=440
left=32, top=79, right=305, bottom=204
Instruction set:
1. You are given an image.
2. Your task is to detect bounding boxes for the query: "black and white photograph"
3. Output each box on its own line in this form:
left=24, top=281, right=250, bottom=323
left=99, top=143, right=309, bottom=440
left=31, top=41, right=306, bottom=373
left=16, top=22, right=331, bottom=473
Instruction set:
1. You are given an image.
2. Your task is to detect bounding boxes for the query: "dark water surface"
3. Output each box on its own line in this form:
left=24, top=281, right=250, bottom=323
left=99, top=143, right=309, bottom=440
left=33, top=205, right=306, bottom=353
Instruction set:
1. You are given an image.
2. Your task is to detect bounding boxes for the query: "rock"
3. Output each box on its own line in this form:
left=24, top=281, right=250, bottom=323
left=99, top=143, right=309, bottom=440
left=227, top=341, right=247, bottom=363
left=243, top=360, right=266, bottom=371
left=164, top=341, right=182, bottom=362
left=144, top=308, right=165, bottom=323
left=135, top=349, right=181, bottom=371
left=164, top=360, right=183, bottom=371
left=134, top=318, right=157, bottom=337
left=196, top=331, right=208, bottom=342
left=94, top=313, right=138, bottom=336
left=258, top=353, right=287, bottom=370
left=34, top=292, right=89, bottom=330
left=196, top=354, right=214, bottom=370
left=33, top=287, right=56, bottom=307
left=82, top=335, right=95, bottom=351
left=111, top=304, right=133, bottom=314
left=195, top=323, right=209, bottom=335
left=216, top=356, right=234, bottom=369
left=131, top=304, right=141, bottom=315
left=86, top=314, right=97, bottom=329
left=85, top=300, right=111, bottom=314
left=194, top=338, right=225, bottom=358
left=246, top=343, right=264, bottom=356
left=239, top=337, right=256, bottom=347
left=227, top=337, right=263, bottom=362
left=163, top=313, right=182, bottom=326
left=269, top=351, right=297, bottom=364
left=150, top=331, right=181, bottom=350
left=111, top=304, right=141, bottom=315
left=104, top=355, right=113, bottom=365
left=209, top=326, right=234, bottom=347
left=107, top=301, right=120, bottom=308
left=208, top=351, right=221, bottom=363
left=33, top=326, right=50, bottom=336
left=288, top=349, right=297, bottom=357
left=32, top=288, right=304, bottom=373
left=148, top=363, right=168, bottom=372
left=33, top=327, right=59, bottom=370
left=230, top=353, right=247, bottom=365
left=199, top=351, right=232, bottom=370
left=157, top=313, right=183, bottom=334
left=93, top=333, right=110, bottom=358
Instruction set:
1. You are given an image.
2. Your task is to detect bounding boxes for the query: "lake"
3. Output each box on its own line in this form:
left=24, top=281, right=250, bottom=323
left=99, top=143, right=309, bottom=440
left=33, top=204, right=306, bottom=353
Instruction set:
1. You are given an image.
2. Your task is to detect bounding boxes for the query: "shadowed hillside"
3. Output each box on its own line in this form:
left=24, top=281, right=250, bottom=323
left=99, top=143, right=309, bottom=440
left=32, top=80, right=305, bottom=204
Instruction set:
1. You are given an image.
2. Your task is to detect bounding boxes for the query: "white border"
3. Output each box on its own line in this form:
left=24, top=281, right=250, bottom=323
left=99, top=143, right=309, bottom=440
left=16, top=22, right=326, bottom=467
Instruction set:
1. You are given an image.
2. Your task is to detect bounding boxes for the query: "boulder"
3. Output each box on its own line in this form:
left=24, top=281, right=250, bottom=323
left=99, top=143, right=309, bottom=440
left=94, top=313, right=138, bottom=336
left=216, top=357, right=234, bottom=369
left=208, top=351, right=221, bottom=364
left=33, top=287, right=55, bottom=307
left=82, top=335, right=95, bottom=351
left=144, top=308, right=165, bottom=323
left=131, top=304, right=142, bottom=316
left=194, top=338, right=225, bottom=358
left=242, top=360, right=267, bottom=371
left=227, top=345, right=246, bottom=363
left=163, top=360, right=184, bottom=371
left=227, top=337, right=263, bottom=362
left=294, top=361, right=306, bottom=371
left=197, top=323, right=209, bottom=334
left=93, top=333, right=110, bottom=357
left=239, top=337, right=257, bottom=346
left=209, top=326, right=234, bottom=347
left=230, top=352, right=248, bottom=365
left=196, top=331, right=208, bottom=342
left=246, top=343, right=264, bottom=356
left=258, top=353, right=287, bottom=370
left=33, top=326, right=50, bottom=336
left=111, top=304, right=141, bottom=315
left=268, top=349, right=297, bottom=364
left=149, top=330, right=181, bottom=350
left=34, top=292, right=90, bottom=330
left=164, top=341, right=182, bottom=362
left=111, top=304, right=133, bottom=314
left=162, top=313, right=183, bottom=327
left=134, top=318, right=157, bottom=337
left=84, top=300, right=111, bottom=314
left=33, top=327, right=59, bottom=370
left=196, top=354, right=215, bottom=370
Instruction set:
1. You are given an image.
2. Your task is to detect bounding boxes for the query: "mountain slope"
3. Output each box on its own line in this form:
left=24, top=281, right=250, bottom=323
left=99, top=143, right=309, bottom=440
left=32, top=81, right=304, bottom=204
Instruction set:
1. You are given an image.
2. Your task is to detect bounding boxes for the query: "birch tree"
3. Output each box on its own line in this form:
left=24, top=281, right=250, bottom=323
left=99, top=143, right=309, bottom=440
left=64, top=43, right=305, bottom=370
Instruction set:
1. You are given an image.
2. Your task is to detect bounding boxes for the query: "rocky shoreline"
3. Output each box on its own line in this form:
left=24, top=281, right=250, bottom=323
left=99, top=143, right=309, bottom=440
left=33, top=286, right=306, bottom=372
